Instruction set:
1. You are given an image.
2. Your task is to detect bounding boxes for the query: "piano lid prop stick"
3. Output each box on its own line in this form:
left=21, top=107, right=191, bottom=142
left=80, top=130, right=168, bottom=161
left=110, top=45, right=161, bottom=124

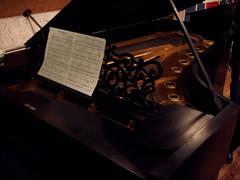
left=168, top=0, right=223, bottom=110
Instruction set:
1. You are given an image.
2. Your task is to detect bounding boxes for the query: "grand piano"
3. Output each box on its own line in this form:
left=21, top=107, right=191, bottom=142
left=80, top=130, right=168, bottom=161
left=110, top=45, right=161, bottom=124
left=0, top=0, right=239, bottom=179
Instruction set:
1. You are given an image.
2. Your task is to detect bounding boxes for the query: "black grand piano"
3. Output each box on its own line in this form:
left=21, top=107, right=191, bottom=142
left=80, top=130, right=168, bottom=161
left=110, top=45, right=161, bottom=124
left=0, top=0, right=239, bottom=179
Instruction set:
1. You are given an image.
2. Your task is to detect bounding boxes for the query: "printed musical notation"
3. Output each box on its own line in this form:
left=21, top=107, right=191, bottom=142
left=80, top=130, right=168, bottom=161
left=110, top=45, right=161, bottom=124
left=38, top=27, right=106, bottom=96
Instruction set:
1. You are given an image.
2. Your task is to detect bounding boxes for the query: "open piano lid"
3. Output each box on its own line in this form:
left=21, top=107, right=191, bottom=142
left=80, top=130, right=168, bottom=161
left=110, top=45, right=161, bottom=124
left=25, top=0, right=204, bottom=47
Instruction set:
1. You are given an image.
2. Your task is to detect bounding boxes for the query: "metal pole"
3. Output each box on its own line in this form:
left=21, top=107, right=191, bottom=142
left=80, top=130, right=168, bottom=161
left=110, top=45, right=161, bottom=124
left=168, top=0, right=223, bottom=110
left=23, top=9, right=42, bottom=29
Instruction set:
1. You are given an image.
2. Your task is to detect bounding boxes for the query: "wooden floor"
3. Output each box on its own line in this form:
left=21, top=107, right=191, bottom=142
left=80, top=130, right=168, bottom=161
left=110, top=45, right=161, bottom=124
left=217, top=69, right=240, bottom=180
left=218, top=146, right=240, bottom=180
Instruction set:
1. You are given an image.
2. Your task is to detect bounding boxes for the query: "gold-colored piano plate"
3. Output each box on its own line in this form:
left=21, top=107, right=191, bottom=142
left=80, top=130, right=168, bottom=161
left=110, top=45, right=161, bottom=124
left=112, top=31, right=214, bottom=106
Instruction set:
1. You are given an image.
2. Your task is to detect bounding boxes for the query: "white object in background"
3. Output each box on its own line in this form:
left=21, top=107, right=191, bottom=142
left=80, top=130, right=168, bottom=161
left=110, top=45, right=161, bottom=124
left=0, top=10, right=59, bottom=50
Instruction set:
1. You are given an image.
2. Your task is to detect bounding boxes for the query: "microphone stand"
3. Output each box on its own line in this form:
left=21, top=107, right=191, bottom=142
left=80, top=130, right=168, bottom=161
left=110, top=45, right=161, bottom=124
left=23, top=9, right=42, bottom=29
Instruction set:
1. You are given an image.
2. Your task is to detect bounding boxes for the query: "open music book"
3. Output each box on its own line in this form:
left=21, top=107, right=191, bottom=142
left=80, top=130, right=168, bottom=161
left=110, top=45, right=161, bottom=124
left=38, top=27, right=106, bottom=96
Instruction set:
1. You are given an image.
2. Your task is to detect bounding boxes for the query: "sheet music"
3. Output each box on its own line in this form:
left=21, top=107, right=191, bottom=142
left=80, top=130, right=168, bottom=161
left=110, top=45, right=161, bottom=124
left=38, top=27, right=106, bottom=96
